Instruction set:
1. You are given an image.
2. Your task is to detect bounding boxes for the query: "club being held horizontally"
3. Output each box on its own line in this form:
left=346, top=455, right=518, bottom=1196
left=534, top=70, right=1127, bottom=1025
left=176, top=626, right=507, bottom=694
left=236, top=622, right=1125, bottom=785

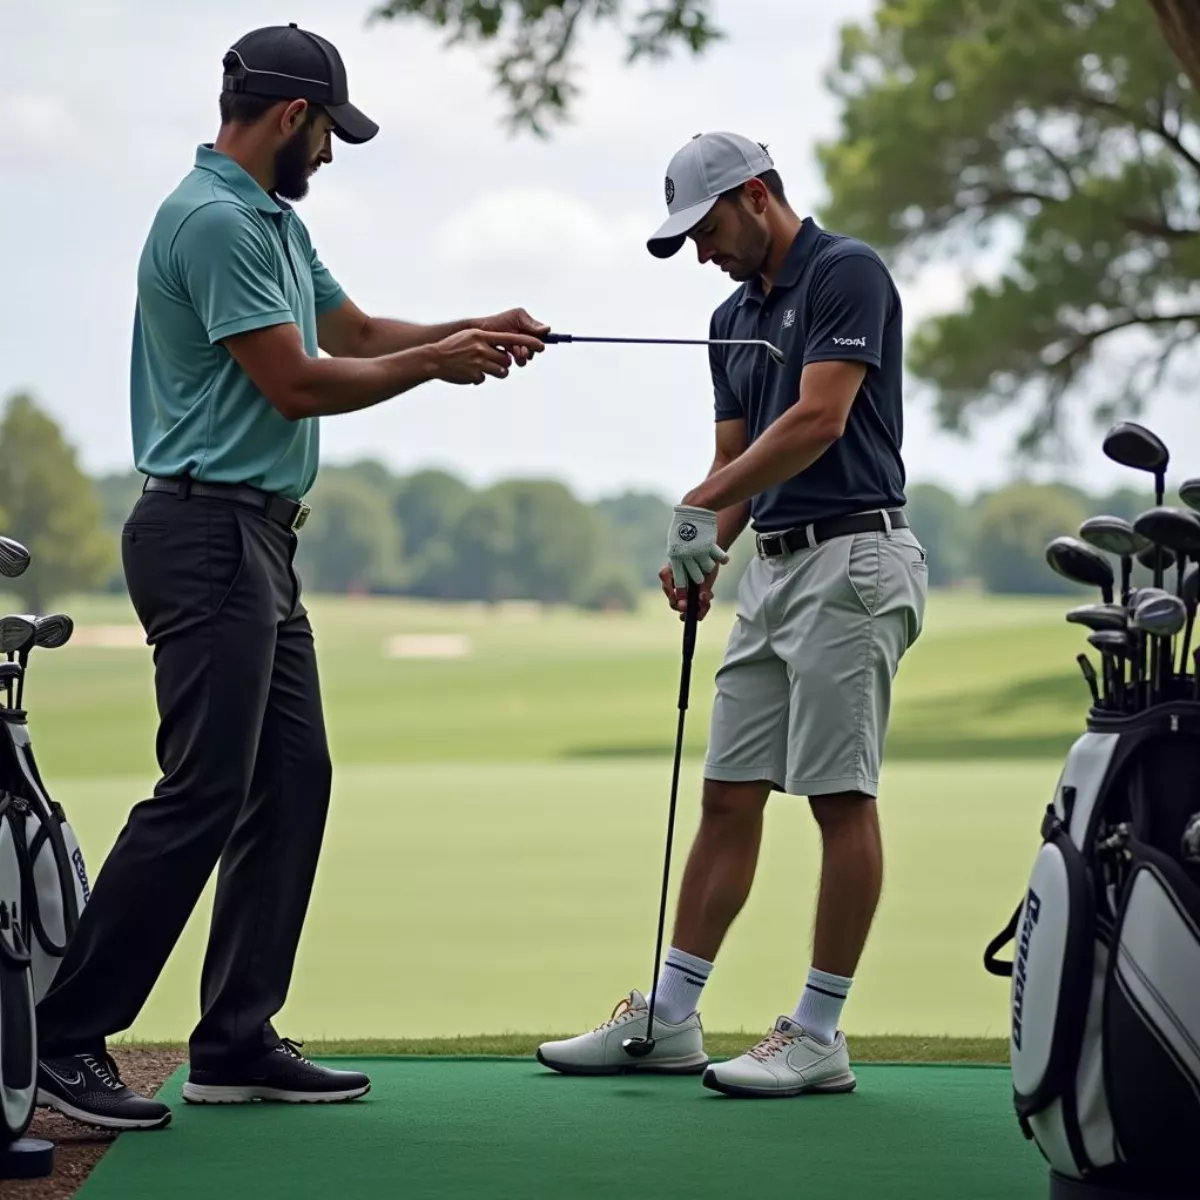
left=543, top=332, right=787, bottom=366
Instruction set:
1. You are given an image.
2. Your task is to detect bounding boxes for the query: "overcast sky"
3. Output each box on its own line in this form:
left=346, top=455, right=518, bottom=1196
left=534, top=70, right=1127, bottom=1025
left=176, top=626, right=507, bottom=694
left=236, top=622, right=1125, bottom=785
left=3, top=0, right=1195, bottom=503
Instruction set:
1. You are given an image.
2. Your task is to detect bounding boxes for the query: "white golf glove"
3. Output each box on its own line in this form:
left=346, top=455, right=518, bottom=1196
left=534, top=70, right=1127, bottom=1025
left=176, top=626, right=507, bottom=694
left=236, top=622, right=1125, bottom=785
left=667, top=505, right=729, bottom=588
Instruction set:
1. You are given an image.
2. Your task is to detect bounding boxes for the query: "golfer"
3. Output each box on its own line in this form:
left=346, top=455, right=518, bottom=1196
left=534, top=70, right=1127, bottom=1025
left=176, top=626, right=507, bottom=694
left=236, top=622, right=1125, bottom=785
left=34, top=23, right=547, bottom=1131
left=538, top=132, right=927, bottom=1096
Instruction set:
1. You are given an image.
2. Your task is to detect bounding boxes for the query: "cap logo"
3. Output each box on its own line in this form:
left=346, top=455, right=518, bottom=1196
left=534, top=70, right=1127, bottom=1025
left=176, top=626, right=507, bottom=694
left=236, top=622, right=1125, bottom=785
left=665, top=176, right=675, bottom=206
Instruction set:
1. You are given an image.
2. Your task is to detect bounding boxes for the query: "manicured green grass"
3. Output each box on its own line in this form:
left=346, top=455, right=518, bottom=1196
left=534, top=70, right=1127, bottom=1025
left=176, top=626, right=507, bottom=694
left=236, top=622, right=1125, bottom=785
left=15, top=586, right=1085, bottom=1046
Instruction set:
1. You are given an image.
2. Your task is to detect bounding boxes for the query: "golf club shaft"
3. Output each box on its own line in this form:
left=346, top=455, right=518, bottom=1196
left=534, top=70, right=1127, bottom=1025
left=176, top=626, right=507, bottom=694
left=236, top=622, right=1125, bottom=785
left=643, top=583, right=700, bottom=1041
left=543, top=333, right=785, bottom=365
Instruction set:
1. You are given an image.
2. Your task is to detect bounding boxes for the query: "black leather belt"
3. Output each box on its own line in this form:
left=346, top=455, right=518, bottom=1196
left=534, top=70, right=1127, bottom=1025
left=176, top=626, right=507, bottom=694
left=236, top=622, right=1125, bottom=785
left=142, top=476, right=311, bottom=531
left=754, top=509, right=908, bottom=557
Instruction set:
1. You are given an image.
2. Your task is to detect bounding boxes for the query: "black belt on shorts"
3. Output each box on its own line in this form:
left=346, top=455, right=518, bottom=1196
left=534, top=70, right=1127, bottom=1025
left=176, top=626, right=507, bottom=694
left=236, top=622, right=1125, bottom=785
left=754, top=509, right=908, bottom=557
left=141, top=475, right=312, bottom=531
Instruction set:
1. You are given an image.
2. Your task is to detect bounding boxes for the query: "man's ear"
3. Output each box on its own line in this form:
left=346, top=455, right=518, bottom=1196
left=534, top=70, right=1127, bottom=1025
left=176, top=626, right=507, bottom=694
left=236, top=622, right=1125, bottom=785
left=280, top=99, right=309, bottom=135
left=742, top=177, right=771, bottom=214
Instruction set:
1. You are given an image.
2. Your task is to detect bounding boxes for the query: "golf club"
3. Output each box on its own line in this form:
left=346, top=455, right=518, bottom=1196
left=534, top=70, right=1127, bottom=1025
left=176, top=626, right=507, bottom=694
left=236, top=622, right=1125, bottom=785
left=1137, top=543, right=1175, bottom=583
left=1078, top=516, right=1150, bottom=606
left=543, top=332, right=787, bottom=367
left=1075, top=653, right=1102, bottom=708
left=0, top=615, right=36, bottom=708
left=1178, top=564, right=1199, bottom=683
left=15, top=614, right=75, bottom=710
left=1179, top=477, right=1200, bottom=515
left=623, top=581, right=700, bottom=1060
left=0, top=662, right=23, bottom=708
left=1125, top=586, right=1173, bottom=702
left=1067, top=606, right=1127, bottom=706
left=1103, top=420, right=1169, bottom=507
left=1131, top=506, right=1200, bottom=599
left=1046, top=536, right=1116, bottom=604
left=1131, top=593, right=1186, bottom=706
left=1088, top=631, right=1129, bottom=712
left=0, top=536, right=30, bottom=579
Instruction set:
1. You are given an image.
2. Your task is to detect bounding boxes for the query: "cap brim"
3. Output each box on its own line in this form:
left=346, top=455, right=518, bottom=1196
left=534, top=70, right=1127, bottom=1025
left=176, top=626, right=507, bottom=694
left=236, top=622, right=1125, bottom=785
left=328, top=101, right=378, bottom=145
left=646, top=196, right=719, bottom=259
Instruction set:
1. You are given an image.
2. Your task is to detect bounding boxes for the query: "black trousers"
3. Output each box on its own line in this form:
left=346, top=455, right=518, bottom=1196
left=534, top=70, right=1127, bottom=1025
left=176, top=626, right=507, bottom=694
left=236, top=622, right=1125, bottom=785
left=36, top=487, right=333, bottom=1069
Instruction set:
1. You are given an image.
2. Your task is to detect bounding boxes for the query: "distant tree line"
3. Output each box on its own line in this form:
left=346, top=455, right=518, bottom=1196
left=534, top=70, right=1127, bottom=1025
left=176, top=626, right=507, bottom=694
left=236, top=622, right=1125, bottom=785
left=0, top=390, right=1174, bottom=611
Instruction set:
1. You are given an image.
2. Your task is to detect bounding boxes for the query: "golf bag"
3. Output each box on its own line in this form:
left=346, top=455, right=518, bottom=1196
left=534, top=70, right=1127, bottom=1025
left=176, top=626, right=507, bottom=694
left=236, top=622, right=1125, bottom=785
left=0, top=708, right=88, bottom=1003
left=0, top=790, right=37, bottom=1147
left=984, top=699, right=1200, bottom=1196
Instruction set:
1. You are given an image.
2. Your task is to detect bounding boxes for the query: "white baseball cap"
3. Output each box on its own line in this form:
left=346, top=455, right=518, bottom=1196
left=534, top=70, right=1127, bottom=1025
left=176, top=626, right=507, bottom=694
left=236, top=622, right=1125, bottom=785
left=647, top=132, right=775, bottom=259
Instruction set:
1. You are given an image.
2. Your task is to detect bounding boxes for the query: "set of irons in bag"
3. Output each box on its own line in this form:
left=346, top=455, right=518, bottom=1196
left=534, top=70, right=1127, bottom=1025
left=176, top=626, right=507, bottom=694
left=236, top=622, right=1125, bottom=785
left=0, top=534, right=89, bottom=1180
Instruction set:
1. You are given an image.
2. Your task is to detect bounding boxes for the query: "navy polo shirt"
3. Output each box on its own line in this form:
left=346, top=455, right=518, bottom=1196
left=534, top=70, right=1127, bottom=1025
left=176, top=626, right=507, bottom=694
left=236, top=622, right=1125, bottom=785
left=709, top=217, right=906, bottom=531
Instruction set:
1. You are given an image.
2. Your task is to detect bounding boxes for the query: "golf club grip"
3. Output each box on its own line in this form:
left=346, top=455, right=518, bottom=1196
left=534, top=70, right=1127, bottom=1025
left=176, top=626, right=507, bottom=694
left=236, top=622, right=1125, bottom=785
left=543, top=333, right=571, bottom=344
left=678, top=585, right=700, bottom=709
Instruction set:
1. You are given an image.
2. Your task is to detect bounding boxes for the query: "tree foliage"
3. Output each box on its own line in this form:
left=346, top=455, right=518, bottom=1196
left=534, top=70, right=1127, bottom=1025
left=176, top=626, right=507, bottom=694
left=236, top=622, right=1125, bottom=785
left=0, top=392, right=113, bottom=611
left=816, top=0, right=1200, bottom=461
left=367, top=0, right=721, bottom=134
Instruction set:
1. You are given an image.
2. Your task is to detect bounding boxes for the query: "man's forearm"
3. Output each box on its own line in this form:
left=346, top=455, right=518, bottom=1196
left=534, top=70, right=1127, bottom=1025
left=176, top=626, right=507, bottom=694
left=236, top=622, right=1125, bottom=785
left=357, top=316, right=479, bottom=357
left=285, top=345, right=440, bottom=418
left=717, top=501, right=751, bottom=551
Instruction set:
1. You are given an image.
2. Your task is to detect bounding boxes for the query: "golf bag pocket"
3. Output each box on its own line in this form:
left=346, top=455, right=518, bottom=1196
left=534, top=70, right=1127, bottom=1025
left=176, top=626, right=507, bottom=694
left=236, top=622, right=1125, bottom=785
left=1104, top=842, right=1200, bottom=1181
left=0, top=886, right=35, bottom=1145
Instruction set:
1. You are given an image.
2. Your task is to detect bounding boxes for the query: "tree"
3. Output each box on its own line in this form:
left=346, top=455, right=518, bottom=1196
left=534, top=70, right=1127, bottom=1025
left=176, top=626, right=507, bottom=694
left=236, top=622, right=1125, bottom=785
left=0, top=392, right=114, bottom=611
left=1149, top=1, right=1200, bottom=94
left=817, top=0, right=1200, bottom=463
left=367, top=0, right=721, bottom=134
left=973, top=482, right=1090, bottom=595
left=907, top=483, right=974, bottom=587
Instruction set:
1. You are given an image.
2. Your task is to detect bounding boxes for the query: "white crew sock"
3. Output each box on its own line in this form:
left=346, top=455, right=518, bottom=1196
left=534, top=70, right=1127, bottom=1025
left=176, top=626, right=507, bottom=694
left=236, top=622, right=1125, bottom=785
left=793, top=967, right=853, bottom=1044
left=647, top=947, right=713, bottom=1024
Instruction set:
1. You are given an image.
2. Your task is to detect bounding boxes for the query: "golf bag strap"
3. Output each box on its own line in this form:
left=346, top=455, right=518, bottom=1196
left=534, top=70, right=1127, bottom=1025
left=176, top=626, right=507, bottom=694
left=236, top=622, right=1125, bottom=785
left=984, top=901, right=1020, bottom=977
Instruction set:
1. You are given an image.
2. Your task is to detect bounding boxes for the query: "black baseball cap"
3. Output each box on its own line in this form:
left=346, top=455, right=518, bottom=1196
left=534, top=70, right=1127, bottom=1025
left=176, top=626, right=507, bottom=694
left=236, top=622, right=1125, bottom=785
left=222, top=23, right=378, bottom=145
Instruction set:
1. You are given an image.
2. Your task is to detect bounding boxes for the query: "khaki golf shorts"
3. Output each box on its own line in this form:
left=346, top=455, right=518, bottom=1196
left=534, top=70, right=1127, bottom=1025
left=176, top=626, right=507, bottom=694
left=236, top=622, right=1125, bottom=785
left=704, top=523, right=928, bottom=798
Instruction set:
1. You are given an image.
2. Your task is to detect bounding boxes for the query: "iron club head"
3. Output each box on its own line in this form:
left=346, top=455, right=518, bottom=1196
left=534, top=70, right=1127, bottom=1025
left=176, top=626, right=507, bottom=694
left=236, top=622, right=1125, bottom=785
left=33, top=614, right=73, bottom=649
left=0, top=537, right=30, bottom=578
left=621, top=1036, right=657, bottom=1058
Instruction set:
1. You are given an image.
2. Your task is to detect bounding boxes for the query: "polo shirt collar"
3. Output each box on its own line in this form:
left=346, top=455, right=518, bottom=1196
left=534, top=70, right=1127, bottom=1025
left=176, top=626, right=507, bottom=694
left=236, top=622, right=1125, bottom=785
left=737, top=216, right=821, bottom=308
left=194, top=144, right=284, bottom=215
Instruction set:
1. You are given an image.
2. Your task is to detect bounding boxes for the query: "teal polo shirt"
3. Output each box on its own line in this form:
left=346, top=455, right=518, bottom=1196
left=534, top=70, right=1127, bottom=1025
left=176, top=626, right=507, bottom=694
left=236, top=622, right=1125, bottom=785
left=129, top=144, right=345, bottom=501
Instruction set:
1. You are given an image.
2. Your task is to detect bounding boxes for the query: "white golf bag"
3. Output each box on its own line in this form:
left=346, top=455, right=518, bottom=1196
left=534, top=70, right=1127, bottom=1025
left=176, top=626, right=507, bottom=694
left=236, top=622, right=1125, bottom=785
left=0, top=708, right=88, bottom=1003
left=984, top=701, right=1200, bottom=1197
left=0, top=790, right=36, bottom=1148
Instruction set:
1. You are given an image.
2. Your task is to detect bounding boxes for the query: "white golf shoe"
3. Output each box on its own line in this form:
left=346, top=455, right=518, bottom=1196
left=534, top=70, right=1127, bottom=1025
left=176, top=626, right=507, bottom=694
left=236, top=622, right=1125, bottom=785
left=702, top=1015, right=857, bottom=1098
left=536, top=990, right=709, bottom=1076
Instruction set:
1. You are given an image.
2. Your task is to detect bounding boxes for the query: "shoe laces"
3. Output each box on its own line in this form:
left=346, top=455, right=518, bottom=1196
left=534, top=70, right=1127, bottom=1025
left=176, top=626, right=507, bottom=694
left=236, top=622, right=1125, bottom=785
left=747, top=1028, right=793, bottom=1062
left=279, top=1037, right=316, bottom=1067
left=593, top=996, right=642, bottom=1032
left=82, top=1052, right=124, bottom=1092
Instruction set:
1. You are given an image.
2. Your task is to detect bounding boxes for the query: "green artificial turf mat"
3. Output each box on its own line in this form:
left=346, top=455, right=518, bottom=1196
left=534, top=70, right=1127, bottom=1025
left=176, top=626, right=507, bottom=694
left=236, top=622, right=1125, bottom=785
left=78, top=1057, right=1048, bottom=1199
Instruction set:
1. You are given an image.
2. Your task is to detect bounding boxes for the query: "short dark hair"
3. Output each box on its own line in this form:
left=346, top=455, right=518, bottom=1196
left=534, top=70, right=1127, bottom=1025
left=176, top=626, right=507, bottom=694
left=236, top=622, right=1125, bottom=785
left=219, top=91, right=280, bottom=126
left=721, top=169, right=787, bottom=205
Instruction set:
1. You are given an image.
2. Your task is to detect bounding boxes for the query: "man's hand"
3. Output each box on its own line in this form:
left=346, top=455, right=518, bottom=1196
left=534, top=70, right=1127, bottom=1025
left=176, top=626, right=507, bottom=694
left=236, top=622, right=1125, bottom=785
left=431, top=328, right=546, bottom=385
left=667, top=505, right=729, bottom=590
left=474, top=308, right=550, bottom=368
left=659, top=562, right=719, bottom=621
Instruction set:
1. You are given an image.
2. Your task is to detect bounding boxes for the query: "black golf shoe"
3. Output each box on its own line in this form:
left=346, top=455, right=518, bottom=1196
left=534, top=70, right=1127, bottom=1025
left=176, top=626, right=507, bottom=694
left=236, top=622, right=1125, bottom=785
left=182, top=1039, right=371, bottom=1105
left=37, top=1051, right=173, bottom=1130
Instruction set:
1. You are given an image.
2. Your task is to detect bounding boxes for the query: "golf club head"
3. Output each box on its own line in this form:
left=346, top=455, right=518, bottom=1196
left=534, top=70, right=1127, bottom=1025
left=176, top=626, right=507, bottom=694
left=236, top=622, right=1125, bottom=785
left=1046, top=536, right=1116, bottom=602
left=1066, top=604, right=1127, bottom=632
left=1132, top=506, right=1200, bottom=557
left=1132, top=593, right=1187, bottom=638
left=622, top=1036, right=656, bottom=1058
left=1089, top=628, right=1123, bottom=657
left=1078, top=515, right=1150, bottom=559
left=1183, top=564, right=1200, bottom=608
left=1137, top=544, right=1175, bottom=573
left=0, top=536, right=30, bottom=578
left=33, top=614, right=73, bottom=649
left=1103, top=421, right=1169, bottom=488
left=1180, top=478, right=1200, bottom=515
left=0, top=614, right=37, bottom=655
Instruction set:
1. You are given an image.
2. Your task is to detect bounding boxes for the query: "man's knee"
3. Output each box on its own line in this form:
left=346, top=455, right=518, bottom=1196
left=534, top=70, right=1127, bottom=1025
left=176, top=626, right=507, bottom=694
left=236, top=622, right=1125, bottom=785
left=809, top=791, right=879, bottom=834
left=701, top=777, right=772, bottom=828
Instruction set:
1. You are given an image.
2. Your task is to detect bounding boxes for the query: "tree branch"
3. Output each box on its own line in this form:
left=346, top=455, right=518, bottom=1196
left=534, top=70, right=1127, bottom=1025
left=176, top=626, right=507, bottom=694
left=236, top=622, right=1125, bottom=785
left=1048, top=310, right=1200, bottom=374
left=1051, top=85, right=1200, bottom=174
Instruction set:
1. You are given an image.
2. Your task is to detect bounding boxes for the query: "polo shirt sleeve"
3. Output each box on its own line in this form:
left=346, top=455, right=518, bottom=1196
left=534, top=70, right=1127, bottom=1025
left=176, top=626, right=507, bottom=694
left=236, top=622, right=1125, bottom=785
left=309, top=242, right=345, bottom=316
left=171, top=202, right=295, bottom=344
left=709, top=311, right=743, bottom=421
left=801, top=251, right=893, bottom=370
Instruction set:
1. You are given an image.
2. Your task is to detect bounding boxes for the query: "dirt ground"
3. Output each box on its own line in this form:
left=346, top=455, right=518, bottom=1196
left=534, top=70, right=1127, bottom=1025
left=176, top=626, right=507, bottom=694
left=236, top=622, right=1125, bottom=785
left=3, top=1049, right=183, bottom=1200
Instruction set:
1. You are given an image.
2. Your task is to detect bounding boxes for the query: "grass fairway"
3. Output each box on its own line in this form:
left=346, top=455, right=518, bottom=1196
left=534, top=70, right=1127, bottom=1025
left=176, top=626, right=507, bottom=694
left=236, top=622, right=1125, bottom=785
left=12, top=585, right=1092, bottom=1047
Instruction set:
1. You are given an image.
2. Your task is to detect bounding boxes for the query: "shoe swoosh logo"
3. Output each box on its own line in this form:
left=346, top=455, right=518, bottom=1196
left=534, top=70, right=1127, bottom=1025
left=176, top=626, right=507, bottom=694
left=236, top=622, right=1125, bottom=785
left=44, top=1065, right=84, bottom=1088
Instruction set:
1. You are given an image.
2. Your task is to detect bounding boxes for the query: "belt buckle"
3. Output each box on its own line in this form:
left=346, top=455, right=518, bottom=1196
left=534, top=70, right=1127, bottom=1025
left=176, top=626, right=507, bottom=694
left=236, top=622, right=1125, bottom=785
left=290, top=502, right=311, bottom=531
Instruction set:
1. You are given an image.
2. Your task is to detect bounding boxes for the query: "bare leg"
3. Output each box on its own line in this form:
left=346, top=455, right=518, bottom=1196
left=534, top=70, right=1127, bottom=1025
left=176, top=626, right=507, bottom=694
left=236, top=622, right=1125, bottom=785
left=808, top=792, right=884, bottom=977
left=669, top=778, right=774, bottom=962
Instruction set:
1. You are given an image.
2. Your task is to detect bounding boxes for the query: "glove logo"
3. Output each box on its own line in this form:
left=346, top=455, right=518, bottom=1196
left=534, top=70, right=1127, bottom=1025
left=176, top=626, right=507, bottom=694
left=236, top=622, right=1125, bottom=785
left=678, top=523, right=698, bottom=542
left=665, top=176, right=675, bottom=206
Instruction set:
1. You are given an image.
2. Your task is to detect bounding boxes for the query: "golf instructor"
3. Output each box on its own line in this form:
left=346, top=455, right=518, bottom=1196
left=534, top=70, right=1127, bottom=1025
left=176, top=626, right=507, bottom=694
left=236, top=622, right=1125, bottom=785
left=538, top=132, right=927, bottom=1096
left=35, top=23, right=547, bottom=1131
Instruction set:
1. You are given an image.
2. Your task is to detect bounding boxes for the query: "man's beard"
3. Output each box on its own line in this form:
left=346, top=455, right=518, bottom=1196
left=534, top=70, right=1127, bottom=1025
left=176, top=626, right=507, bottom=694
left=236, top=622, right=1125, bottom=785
left=274, top=125, right=318, bottom=201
